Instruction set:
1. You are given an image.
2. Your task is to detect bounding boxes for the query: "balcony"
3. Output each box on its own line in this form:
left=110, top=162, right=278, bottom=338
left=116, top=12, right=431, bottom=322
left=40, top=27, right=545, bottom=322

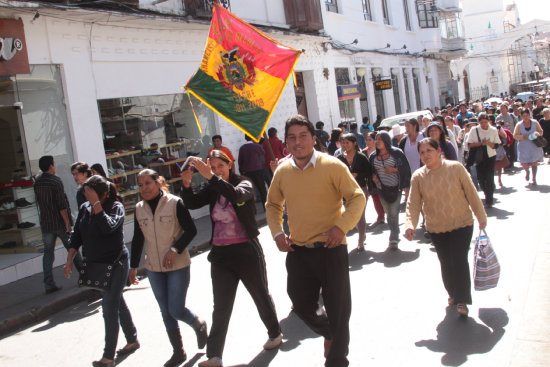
left=436, top=0, right=460, bottom=11
left=284, top=0, right=323, bottom=32
left=184, top=0, right=230, bottom=19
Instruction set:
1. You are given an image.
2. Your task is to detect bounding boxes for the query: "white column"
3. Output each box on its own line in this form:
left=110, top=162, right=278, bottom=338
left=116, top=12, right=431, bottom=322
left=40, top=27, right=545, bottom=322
left=407, top=68, right=417, bottom=111
left=396, top=68, right=407, bottom=114
left=366, top=67, right=377, bottom=122
left=382, top=66, right=395, bottom=116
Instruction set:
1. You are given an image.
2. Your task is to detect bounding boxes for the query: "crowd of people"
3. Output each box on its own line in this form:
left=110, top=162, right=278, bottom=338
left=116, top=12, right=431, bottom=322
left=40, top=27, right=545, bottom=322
left=31, top=91, right=550, bottom=367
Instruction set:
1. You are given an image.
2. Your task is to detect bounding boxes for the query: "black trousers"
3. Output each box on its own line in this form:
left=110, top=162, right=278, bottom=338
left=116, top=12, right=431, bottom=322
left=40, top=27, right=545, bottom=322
left=476, top=156, right=496, bottom=206
left=206, top=240, right=280, bottom=359
left=243, top=170, right=267, bottom=207
left=286, top=245, right=351, bottom=367
left=430, top=225, right=474, bottom=305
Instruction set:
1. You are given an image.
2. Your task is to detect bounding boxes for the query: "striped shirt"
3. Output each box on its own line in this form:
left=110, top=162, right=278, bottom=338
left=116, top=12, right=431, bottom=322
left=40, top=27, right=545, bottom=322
left=373, top=155, right=399, bottom=187
left=34, top=173, right=72, bottom=232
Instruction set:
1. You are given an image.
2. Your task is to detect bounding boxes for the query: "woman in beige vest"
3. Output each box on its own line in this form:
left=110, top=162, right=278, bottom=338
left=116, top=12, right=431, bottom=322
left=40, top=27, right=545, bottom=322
left=128, top=169, right=207, bottom=367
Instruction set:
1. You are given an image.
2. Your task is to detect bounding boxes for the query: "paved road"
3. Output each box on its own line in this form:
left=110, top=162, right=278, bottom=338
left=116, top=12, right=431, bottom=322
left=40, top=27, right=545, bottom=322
left=1, top=164, right=549, bottom=367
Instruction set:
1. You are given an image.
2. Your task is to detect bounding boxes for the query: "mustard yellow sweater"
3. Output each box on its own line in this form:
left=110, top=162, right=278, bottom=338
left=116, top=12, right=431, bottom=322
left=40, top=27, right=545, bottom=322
left=266, top=152, right=366, bottom=246
left=405, top=160, right=487, bottom=233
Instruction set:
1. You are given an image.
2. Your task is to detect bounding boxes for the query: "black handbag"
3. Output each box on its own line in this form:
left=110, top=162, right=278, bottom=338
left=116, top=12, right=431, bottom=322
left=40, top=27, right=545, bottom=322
left=377, top=157, right=400, bottom=203
left=533, top=135, right=548, bottom=148
left=78, top=250, right=123, bottom=291
left=380, top=183, right=399, bottom=203
left=466, top=128, right=485, bottom=167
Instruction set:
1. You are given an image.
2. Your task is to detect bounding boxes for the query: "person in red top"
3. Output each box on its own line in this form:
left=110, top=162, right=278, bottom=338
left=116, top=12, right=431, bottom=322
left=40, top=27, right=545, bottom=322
left=263, top=127, right=287, bottom=182
left=207, top=135, right=235, bottom=162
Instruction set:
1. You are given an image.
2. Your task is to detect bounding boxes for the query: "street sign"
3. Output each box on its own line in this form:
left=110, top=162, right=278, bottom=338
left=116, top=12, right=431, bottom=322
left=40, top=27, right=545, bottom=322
left=374, top=79, right=392, bottom=91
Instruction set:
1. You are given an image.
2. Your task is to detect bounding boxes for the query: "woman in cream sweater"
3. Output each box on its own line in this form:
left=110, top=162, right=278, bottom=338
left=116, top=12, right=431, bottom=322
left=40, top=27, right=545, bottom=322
left=404, top=138, right=487, bottom=316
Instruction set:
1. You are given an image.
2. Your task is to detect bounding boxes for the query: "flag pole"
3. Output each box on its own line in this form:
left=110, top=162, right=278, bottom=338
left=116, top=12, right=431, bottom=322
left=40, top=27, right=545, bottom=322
left=263, top=131, right=276, bottom=162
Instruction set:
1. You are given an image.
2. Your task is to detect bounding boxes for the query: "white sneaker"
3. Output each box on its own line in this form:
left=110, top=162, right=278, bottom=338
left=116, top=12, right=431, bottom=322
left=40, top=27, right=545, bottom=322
left=198, top=357, right=223, bottom=367
left=263, top=333, right=283, bottom=350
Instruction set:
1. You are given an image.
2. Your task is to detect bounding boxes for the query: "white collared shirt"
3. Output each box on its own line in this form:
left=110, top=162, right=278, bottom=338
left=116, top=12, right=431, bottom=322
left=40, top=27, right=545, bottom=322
left=289, top=149, right=318, bottom=170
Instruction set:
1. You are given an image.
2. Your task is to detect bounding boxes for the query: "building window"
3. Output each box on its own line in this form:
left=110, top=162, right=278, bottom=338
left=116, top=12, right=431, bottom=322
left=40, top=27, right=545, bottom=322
left=362, top=0, right=372, bottom=21
left=339, top=99, right=357, bottom=125
left=98, top=93, right=216, bottom=219
left=335, top=68, right=351, bottom=85
left=403, top=0, right=411, bottom=31
left=415, top=0, right=438, bottom=29
left=412, top=69, right=422, bottom=111
left=325, top=0, right=338, bottom=13
left=440, top=13, right=462, bottom=39
left=391, top=70, right=402, bottom=115
left=381, top=0, right=390, bottom=25
left=403, top=69, right=412, bottom=112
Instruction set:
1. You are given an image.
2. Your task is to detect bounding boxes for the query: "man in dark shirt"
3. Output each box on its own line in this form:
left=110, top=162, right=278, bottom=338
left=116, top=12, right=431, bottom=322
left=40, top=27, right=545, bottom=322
left=238, top=134, right=267, bottom=209
left=34, top=155, right=83, bottom=294
left=314, top=121, right=330, bottom=148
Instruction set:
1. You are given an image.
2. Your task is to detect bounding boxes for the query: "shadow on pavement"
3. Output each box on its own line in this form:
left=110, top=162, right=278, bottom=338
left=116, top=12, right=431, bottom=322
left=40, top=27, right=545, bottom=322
left=485, top=206, right=514, bottom=219
left=278, top=310, right=321, bottom=353
left=228, top=348, right=279, bottom=367
left=349, top=248, right=420, bottom=270
left=31, top=299, right=101, bottom=333
left=182, top=353, right=205, bottom=367
left=415, top=306, right=508, bottom=366
left=526, top=184, right=550, bottom=193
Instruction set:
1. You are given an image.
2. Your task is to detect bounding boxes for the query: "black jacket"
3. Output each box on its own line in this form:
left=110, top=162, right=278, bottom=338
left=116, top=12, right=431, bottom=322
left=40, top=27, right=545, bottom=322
left=181, top=174, right=259, bottom=242
left=338, top=151, right=373, bottom=189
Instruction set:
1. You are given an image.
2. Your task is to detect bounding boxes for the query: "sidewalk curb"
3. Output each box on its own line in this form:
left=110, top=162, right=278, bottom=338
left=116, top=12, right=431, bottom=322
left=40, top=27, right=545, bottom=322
left=0, top=217, right=266, bottom=339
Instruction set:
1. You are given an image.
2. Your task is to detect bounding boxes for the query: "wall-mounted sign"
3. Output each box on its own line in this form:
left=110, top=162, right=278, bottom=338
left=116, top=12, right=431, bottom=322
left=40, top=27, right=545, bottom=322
left=0, top=19, right=30, bottom=75
left=337, top=84, right=361, bottom=101
left=374, top=79, right=392, bottom=91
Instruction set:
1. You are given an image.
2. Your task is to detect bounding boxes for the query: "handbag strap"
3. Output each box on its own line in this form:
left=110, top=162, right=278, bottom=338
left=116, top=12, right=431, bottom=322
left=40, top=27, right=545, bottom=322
left=475, top=127, right=481, bottom=143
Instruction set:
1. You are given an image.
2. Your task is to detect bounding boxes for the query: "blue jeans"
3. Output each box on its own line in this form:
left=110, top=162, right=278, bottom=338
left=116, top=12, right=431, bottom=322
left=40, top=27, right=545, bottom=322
left=101, top=253, right=137, bottom=360
left=147, top=266, right=196, bottom=331
left=42, top=229, right=83, bottom=290
left=379, top=190, right=402, bottom=243
left=469, top=165, right=480, bottom=190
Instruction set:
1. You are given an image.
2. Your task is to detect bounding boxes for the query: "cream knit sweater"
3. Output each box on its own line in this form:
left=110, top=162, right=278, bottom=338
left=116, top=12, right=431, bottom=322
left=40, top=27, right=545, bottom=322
left=405, top=160, right=487, bottom=234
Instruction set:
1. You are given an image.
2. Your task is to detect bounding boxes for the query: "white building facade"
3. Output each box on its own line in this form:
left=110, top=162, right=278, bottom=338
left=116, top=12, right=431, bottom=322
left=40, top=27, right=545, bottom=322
left=451, top=0, right=550, bottom=100
left=0, top=0, right=464, bottom=283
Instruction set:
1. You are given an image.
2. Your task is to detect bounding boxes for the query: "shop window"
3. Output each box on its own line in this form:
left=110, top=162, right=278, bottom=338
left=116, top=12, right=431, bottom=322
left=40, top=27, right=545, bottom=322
left=338, top=99, right=357, bottom=125
left=98, top=93, right=216, bottom=219
left=391, top=70, right=402, bottom=115
left=0, top=65, right=75, bottom=254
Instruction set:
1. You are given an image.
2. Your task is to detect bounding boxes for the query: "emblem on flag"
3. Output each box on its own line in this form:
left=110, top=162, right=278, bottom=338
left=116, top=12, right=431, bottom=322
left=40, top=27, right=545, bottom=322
left=185, top=3, right=302, bottom=142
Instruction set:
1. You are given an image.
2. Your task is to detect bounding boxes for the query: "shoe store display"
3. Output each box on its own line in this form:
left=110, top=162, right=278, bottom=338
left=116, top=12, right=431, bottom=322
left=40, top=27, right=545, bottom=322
left=15, top=198, right=34, bottom=208
left=1, top=202, right=15, bottom=211
left=0, top=223, right=13, bottom=231
left=0, top=241, right=16, bottom=249
left=17, top=221, right=36, bottom=229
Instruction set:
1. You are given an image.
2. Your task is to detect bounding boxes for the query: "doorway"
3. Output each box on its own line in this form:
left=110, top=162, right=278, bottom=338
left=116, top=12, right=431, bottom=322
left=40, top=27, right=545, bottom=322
left=294, top=72, right=309, bottom=118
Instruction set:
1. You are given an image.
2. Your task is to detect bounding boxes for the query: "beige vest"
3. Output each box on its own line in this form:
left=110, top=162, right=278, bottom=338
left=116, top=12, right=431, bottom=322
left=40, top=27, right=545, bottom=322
left=135, top=193, right=191, bottom=272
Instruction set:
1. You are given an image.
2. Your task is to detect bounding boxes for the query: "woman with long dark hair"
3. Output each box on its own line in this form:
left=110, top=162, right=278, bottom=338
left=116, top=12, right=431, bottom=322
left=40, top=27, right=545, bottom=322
left=338, top=133, right=372, bottom=251
left=70, top=161, right=93, bottom=208
left=363, top=132, right=385, bottom=225
left=181, top=150, right=282, bottom=367
left=405, top=138, right=487, bottom=316
left=129, top=169, right=207, bottom=367
left=327, top=128, right=342, bottom=156
left=63, top=176, right=138, bottom=367
left=426, top=122, right=457, bottom=160
left=369, top=132, right=411, bottom=250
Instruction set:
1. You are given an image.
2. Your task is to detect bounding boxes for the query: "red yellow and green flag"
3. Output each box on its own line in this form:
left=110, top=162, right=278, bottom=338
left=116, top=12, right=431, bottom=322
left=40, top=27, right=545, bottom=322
left=185, top=3, right=302, bottom=142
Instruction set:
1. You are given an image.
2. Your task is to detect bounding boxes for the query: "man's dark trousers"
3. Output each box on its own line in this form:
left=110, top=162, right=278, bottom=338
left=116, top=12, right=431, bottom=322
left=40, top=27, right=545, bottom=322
left=286, top=244, right=351, bottom=367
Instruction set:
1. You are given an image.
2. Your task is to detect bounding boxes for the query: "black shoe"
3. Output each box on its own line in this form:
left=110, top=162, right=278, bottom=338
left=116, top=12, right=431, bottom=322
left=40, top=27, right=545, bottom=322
left=92, top=361, right=115, bottom=367
left=0, top=241, right=16, bottom=249
left=116, top=341, right=140, bottom=356
left=15, top=198, right=34, bottom=208
left=17, top=221, right=35, bottom=229
left=45, top=285, right=62, bottom=294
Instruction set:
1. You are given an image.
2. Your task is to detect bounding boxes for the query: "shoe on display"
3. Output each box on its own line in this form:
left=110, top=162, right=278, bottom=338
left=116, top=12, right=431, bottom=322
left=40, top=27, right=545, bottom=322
left=17, top=221, right=36, bottom=229
left=0, top=241, right=16, bottom=249
left=15, top=198, right=34, bottom=208
left=0, top=223, right=13, bottom=231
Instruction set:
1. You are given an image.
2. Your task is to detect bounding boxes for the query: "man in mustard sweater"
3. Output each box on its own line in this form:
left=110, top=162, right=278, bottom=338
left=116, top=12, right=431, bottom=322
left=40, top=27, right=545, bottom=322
left=266, top=115, right=365, bottom=367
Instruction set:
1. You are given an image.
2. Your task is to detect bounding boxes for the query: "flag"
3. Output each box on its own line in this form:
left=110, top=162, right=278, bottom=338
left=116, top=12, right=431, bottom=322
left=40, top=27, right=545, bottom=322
left=185, top=3, right=301, bottom=142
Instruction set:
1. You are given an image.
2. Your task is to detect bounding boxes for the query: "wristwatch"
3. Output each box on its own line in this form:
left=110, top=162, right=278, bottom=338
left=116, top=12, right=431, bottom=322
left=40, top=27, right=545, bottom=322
left=170, top=247, right=178, bottom=253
